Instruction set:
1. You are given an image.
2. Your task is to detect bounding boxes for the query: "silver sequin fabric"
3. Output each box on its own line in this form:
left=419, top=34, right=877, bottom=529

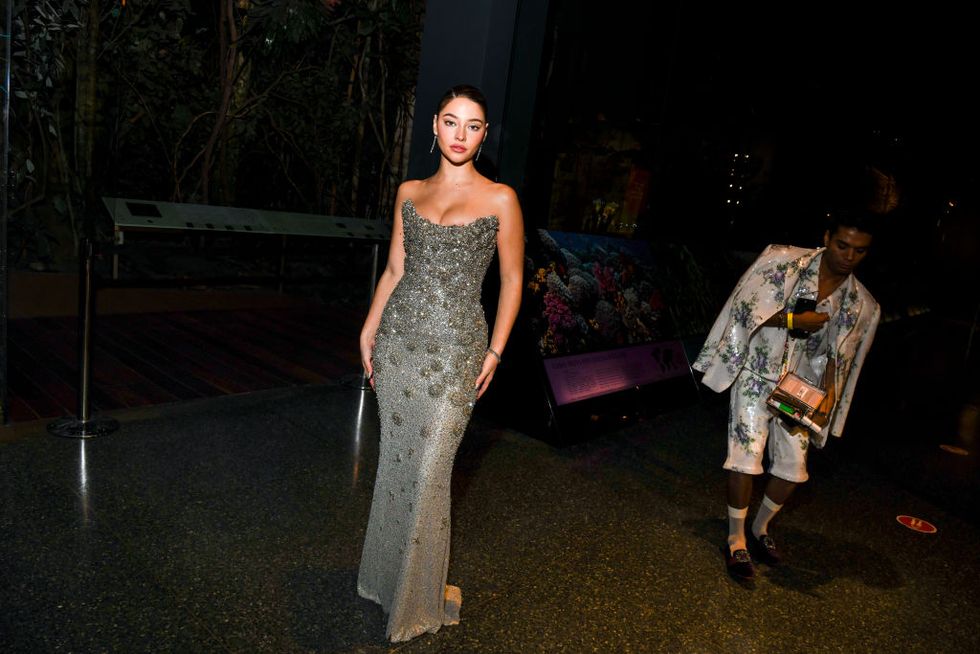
left=357, top=198, right=499, bottom=642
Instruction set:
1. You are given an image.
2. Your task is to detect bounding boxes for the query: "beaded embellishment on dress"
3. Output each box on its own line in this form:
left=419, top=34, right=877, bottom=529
left=357, top=199, right=498, bottom=642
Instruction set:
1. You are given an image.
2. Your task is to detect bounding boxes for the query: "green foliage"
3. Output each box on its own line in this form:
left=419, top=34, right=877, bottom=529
left=3, top=0, right=424, bottom=267
left=9, top=0, right=81, bottom=171
left=235, top=0, right=425, bottom=218
left=100, top=0, right=211, bottom=200
left=6, top=0, right=85, bottom=265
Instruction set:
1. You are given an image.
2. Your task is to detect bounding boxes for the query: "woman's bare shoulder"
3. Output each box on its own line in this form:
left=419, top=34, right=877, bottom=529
left=397, top=179, right=424, bottom=199
left=481, top=181, right=519, bottom=212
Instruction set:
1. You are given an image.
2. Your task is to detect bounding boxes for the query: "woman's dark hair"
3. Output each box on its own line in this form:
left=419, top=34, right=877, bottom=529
left=435, top=84, right=488, bottom=117
left=826, top=207, right=878, bottom=237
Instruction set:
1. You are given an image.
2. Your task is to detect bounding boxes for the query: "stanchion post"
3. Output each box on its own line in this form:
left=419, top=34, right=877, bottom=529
left=78, top=238, right=95, bottom=422
left=277, top=234, right=288, bottom=293
left=47, top=237, right=119, bottom=438
left=1, top=0, right=13, bottom=424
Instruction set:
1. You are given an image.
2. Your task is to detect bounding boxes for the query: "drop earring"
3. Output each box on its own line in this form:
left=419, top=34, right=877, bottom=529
left=430, top=135, right=437, bottom=154
left=476, top=142, right=483, bottom=161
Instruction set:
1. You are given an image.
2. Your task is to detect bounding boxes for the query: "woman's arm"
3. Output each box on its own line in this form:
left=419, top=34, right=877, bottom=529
left=475, top=185, right=524, bottom=398
left=360, top=183, right=410, bottom=385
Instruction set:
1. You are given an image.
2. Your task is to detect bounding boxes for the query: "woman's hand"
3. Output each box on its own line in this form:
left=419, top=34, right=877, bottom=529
left=360, top=332, right=376, bottom=389
left=473, top=352, right=500, bottom=400
left=792, top=310, right=830, bottom=333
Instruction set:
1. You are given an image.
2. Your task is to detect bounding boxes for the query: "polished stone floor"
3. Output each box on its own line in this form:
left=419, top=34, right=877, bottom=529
left=2, top=380, right=978, bottom=653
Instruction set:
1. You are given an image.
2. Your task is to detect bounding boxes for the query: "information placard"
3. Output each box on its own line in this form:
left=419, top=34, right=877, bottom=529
left=524, top=229, right=690, bottom=406
left=543, top=340, right=689, bottom=406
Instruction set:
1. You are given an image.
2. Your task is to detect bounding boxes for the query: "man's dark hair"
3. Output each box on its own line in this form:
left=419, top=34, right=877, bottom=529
left=826, top=208, right=878, bottom=237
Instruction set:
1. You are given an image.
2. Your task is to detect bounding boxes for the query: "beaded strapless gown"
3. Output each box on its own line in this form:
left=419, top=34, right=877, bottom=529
left=357, top=199, right=499, bottom=642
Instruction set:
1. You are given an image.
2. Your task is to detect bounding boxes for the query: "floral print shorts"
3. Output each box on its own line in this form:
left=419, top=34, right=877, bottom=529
left=724, top=370, right=810, bottom=483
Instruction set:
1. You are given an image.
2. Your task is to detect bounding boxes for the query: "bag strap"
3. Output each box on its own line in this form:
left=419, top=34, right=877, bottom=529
left=780, top=334, right=829, bottom=387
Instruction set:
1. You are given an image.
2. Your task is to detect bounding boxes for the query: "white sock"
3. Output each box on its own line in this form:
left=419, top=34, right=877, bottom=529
left=727, top=505, right=748, bottom=553
left=752, top=495, right=783, bottom=538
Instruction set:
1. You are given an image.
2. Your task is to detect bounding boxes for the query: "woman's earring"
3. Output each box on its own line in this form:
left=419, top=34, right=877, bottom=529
left=476, top=142, right=483, bottom=161
left=430, top=135, right=437, bottom=154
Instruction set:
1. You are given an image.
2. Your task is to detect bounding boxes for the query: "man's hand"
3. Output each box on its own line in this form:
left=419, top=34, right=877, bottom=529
left=810, top=389, right=836, bottom=428
left=791, top=310, right=830, bottom=333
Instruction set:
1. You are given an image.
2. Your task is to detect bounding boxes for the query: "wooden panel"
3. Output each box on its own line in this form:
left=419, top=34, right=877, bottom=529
left=5, top=305, right=362, bottom=423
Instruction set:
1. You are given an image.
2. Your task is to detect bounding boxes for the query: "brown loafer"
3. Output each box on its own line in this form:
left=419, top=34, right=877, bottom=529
left=748, top=532, right=782, bottom=566
left=722, top=544, right=755, bottom=580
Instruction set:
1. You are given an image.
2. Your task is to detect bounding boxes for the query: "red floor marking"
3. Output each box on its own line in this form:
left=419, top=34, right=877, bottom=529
left=896, top=515, right=938, bottom=534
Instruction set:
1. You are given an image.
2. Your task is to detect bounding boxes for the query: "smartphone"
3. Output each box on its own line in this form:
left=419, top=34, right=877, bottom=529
left=794, top=297, right=817, bottom=313
left=790, top=296, right=817, bottom=338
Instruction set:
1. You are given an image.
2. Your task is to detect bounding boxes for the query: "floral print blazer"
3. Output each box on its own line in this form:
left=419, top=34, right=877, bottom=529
left=693, top=244, right=880, bottom=442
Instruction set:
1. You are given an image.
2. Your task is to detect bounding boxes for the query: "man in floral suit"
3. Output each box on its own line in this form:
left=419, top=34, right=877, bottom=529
left=693, top=211, right=880, bottom=580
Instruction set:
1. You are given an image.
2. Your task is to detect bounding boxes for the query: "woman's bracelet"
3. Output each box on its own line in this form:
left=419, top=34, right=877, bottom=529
left=486, top=347, right=502, bottom=363
left=786, top=312, right=794, bottom=330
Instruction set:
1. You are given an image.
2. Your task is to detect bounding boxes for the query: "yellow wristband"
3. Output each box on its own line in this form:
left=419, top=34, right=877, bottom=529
left=786, top=312, right=794, bottom=330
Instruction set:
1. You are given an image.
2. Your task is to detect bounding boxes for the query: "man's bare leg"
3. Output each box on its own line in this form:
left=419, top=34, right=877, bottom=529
left=763, top=476, right=797, bottom=505
left=726, top=471, right=753, bottom=553
left=752, top=475, right=796, bottom=539
left=727, top=470, right=753, bottom=509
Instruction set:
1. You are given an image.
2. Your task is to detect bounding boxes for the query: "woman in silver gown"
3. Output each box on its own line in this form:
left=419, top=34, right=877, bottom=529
left=357, top=85, right=524, bottom=642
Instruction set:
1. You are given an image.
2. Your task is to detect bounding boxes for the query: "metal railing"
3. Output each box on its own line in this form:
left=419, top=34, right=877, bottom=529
left=45, top=199, right=389, bottom=437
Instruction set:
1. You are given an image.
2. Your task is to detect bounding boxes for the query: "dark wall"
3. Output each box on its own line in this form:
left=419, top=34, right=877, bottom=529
left=407, top=0, right=549, bottom=191
left=524, top=2, right=979, bottom=320
left=529, top=3, right=977, bottom=235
